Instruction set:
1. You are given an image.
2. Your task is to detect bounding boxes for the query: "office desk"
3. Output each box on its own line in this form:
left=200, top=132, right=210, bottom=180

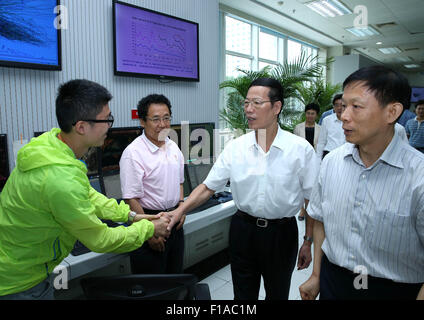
left=60, top=200, right=236, bottom=281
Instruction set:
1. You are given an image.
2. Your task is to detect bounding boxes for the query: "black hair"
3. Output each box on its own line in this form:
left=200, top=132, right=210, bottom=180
left=343, top=66, right=411, bottom=111
left=305, top=102, right=320, bottom=114
left=416, top=100, right=424, bottom=107
left=56, top=79, right=112, bottom=133
left=137, top=94, right=172, bottom=121
left=332, top=94, right=343, bottom=105
left=248, top=77, right=284, bottom=116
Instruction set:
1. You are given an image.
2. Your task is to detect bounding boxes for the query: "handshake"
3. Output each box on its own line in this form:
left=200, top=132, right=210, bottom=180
left=132, top=208, right=185, bottom=240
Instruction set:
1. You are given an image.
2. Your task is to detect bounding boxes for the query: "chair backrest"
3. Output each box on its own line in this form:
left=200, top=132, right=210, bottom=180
left=81, top=274, right=207, bottom=300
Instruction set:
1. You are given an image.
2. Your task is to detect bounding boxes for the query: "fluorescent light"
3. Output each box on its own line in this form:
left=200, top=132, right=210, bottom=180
left=395, top=57, right=412, bottom=62
left=346, top=26, right=380, bottom=37
left=306, top=0, right=352, bottom=17
left=378, top=47, right=402, bottom=54
left=376, top=41, right=382, bottom=45
left=404, top=64, right=420, bottom=68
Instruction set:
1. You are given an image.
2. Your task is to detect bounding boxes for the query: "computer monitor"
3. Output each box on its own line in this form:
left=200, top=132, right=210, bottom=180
left=81, top=147, right=102, bottom=177
left=100, top=127, right=143, bottom=176
left=80, top=274, right=207, bottom=300
left=0, top=134, right=10, bottom=192
left=185, top=157, right=215, bottom=193
left=169, top=122, right=215, bottom=162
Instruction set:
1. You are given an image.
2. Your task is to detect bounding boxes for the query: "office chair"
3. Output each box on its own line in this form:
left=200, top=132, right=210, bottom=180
left=80, top=274, right=211, bottom=300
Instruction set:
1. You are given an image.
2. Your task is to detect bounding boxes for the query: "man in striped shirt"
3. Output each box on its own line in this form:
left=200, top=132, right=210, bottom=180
left=405, top=100, right=424, bottom=153
left=300, top=66, right=424, bottom=300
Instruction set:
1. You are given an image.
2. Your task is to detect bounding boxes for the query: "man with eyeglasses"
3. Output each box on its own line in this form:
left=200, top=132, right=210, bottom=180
left=166, top=78, right=320, bottom=300
left=0, top=79, right=170, bottom=300
left=316, top=94, right=346, bottom=160
left=120, top=94, right=186, bottom=275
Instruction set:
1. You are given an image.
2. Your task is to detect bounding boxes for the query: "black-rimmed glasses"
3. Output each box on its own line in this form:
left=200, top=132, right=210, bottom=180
left=72, top=114, right=114, bottom=128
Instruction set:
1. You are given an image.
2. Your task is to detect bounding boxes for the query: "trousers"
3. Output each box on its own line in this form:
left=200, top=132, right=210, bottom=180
left=229, top=211, right=298, bottom=300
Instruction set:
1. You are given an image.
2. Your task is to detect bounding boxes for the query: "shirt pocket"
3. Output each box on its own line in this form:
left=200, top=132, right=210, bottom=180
left=368, top=209, right=410, bottom=253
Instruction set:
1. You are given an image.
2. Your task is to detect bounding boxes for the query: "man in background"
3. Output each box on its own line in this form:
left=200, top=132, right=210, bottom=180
left=120, top=94, right=186, bottom=274
left=316, top=94, right=345, bottom=159
left=405, top=100, right=424, bottom=153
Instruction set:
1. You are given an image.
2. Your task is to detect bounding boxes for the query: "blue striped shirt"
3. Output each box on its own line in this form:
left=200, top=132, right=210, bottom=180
left=405, top=117, right=424, bottom=149
left=308, top=133, right=424, bottom=283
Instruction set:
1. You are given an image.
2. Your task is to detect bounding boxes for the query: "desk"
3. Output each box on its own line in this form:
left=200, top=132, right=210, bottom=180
left=60, top=200, right=236, bottom=281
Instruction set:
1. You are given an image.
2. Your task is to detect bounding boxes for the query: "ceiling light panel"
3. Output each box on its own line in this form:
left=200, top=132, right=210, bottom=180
left=306, top=0, right=352, bottom=17
left=378, top=47, right=402, bottom=54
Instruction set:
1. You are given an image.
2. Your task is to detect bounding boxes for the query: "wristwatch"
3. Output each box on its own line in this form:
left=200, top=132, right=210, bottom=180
left=303, top=235, right=313, bottom=243
left=128, top=211, right=137, bottom=224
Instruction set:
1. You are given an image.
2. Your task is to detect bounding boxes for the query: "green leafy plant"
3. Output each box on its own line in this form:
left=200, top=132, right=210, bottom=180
left=219, top=51, right=324, bottom=133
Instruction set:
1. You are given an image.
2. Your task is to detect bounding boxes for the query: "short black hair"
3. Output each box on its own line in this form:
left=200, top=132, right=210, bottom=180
left=332, top=94, right=343, bottom=105
left=343, top=66, right=411, bottom=111
left=248, top=77, right=284, bottom=116
left=305, top=102, right=320, bottom=114
left=416, top=99, right=424, bottom=107
left=137, top=94, right=172, bottom=121
left=56, top=79, right=112, bottom=133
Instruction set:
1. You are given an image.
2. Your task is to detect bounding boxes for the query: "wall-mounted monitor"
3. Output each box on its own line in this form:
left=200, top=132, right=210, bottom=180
left=0, top=134, right=10, bottom=191
left=113, top=0, right=199, bottom=82
left=0, top=0, right=62, bottom=71
left=411, top=87, right=424, bottom=103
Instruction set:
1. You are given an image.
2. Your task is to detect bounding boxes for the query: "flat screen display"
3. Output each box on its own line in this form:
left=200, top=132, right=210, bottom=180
left=100, top=127, right=143, bottom=176
left=0, top=0, right=62, bottom=70
left=0, top=134, right=10, bottom=191
left=411, top=87, right=424, bottom=103
left=113, top=1, right=199, bottom=81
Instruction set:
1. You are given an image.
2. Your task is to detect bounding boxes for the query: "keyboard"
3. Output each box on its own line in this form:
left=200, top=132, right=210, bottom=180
left=186, top=192, right=233, bottom=215
left=70, top=219, right=122, bottom=256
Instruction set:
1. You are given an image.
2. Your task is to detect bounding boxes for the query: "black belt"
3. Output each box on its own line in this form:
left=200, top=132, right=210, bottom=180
left=143, top=205, right=178, bottom=215
left=235, top=210, right=293, bottom=228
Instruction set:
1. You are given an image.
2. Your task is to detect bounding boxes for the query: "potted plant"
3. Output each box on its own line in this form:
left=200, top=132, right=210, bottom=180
left=219, top=51, right=323, bottom=134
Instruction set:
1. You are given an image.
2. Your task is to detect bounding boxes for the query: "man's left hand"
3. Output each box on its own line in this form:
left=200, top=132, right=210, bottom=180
left=297, top=243, right=312, bottom=270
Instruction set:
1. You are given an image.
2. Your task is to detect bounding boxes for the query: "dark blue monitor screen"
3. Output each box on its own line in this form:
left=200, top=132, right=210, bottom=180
left=0, top=0, right=62, bottom=70
left=113, top=0, right=199, bottom=81
left=411, top=87, right=424, bottom=103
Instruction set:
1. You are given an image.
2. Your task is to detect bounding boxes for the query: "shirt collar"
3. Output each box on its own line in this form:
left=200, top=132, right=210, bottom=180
left=343, top=130, right=404, bottom=169
left=141, top=131, right=169, bottom=153
left=247, top=126, right=285, bottom=151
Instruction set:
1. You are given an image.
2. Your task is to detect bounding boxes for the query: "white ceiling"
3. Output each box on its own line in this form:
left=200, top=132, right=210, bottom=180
left=219, top=0, right=424, bottom=74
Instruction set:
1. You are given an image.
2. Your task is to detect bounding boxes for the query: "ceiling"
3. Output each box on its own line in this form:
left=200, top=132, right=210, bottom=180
left=219, top=0, right=424, bottom=75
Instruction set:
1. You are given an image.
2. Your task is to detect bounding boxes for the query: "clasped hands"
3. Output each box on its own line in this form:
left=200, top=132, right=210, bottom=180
left=134, top=209, right=185, bottom=252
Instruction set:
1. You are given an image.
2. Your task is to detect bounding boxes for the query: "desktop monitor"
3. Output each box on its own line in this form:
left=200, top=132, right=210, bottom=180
left=185, top=157, right=215, bottom=193
left=411, top=87, right=424, bottom=103
left=113, top=0, right=199, bottom=82
left=169, top=122, right=215, bottom=162
left=100, top=127, right=142, bottom=176
left=0, top=0, right=62, bottom=71
left=0, top=134, right=10, bottom=191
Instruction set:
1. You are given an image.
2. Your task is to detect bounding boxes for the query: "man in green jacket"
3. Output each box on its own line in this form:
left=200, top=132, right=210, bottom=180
left=0, top=79, right=170, bottom=299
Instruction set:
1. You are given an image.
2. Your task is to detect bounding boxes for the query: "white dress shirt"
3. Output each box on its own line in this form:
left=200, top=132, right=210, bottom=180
left=308, top=132, right=424, bottom=283
left=316, top=113, right=345, bottom=159
left=203, top=127, right=320, bottom=219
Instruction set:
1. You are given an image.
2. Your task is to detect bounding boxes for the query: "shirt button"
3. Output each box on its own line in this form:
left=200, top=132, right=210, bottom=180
left=361, top=174, right=366, bottom=179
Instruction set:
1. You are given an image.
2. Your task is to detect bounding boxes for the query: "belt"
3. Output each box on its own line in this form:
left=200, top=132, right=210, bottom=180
left=235, top=210, right=292, bottom=228
left=143, top=205, right=178, bottom=215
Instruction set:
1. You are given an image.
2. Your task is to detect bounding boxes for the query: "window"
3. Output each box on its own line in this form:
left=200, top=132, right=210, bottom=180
left=221, top=12, right=320, bottom=132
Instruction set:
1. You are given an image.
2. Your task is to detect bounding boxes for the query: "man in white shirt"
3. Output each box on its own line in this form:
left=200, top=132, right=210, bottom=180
left=300, top=65, right=424, bottom=300
left=166, top=78, right=320, bottom=300
left=316, top=94, right=345, bottom=159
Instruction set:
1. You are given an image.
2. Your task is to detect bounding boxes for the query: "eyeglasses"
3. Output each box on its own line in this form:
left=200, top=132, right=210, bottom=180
left=242, top=99, right=274, bottom=109
left=73, top=114, right=114, bottom=128
left=146, top=116, right=172, bottom=124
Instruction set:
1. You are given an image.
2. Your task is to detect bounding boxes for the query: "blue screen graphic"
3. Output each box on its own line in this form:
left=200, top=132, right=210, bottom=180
left=0, top=0, right=60, bottom=69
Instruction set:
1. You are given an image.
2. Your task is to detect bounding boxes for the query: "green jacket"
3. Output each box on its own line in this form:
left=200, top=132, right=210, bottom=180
left=0, top=128, right=154, bottom=296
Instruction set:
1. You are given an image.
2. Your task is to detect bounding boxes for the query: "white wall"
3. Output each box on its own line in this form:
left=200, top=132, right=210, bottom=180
left=0, top=0, right=220, bottom=171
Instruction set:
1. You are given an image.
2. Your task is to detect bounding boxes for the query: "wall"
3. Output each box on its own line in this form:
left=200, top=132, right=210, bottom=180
left=331, top=53, right=380, bottom=86
left=0, top=0, right=220, bottom=171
